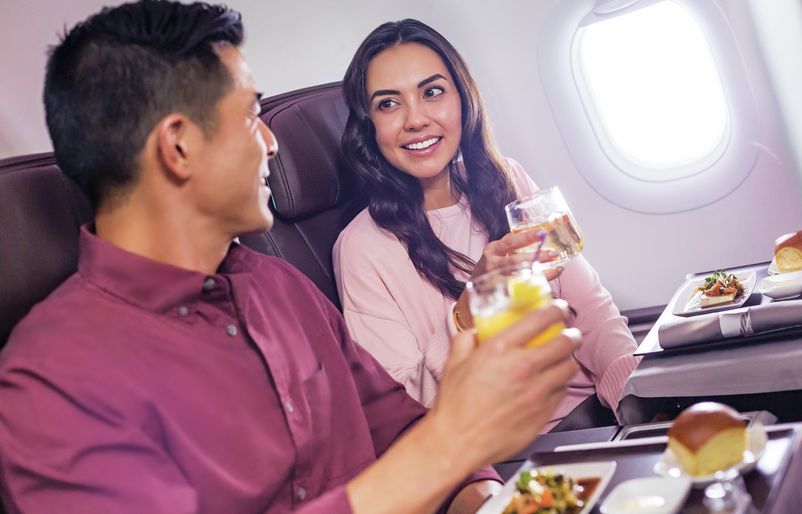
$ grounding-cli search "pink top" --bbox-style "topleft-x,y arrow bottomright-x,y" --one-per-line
333,158 -> 639,430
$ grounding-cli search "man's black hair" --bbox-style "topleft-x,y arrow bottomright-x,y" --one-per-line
44,0 -> 243,209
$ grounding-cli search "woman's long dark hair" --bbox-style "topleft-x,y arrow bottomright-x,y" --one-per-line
342,19 -> 518,300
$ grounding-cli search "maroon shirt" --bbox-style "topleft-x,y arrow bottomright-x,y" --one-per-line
0,228 -> 496,513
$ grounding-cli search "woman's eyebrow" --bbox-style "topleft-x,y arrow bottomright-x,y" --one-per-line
370,74 -> 448,101
417,74 -> 446,88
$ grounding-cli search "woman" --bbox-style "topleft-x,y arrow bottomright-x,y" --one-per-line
333,19 -> 638,430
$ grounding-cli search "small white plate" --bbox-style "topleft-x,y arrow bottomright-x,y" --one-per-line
671,271 -> 756,317
758,270 -> 802,300
653,425 -> 767,487
478,461 -> 616,514
600,476 -> 691,514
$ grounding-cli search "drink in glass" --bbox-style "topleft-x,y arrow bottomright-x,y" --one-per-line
466,262 -> 564,348
505,186 -> 584,268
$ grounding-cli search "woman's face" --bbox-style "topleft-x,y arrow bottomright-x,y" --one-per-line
366,42 -> 462,185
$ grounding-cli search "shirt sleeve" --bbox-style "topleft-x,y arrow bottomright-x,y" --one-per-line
0,363 -> 198,514
333,229 -> 449,407
313,278 -> 501,514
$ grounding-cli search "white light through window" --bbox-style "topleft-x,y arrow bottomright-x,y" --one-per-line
575,0 -> 729,174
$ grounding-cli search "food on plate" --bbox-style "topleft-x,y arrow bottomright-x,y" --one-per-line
692,271 -> 745,308
667,402 -> 747,476
775,230 -> 802,273
502,469 -> 596,514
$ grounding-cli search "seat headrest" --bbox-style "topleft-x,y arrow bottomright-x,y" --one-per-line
0,153 -> 92,345
260,84 -> 351,220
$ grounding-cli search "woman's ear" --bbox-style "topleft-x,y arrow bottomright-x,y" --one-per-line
155,113 -> 195,181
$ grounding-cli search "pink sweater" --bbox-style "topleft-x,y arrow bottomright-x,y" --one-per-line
333,158 -> 639,430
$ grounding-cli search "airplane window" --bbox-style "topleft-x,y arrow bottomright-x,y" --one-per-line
574,0 -> 729,179
538,0 -> 759,213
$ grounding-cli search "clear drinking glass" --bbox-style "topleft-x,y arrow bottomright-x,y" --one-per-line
505,186 -> 584,268
466,261 -> 564,348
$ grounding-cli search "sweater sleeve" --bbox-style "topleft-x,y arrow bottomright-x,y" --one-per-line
553,257 -> 640,415
505,157 -> 640,416
333,222 -> 450,407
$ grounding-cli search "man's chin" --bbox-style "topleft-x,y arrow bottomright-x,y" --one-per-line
237,213 -> 274,237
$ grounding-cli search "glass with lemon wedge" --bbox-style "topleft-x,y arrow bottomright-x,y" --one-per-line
467,261 -> 564,347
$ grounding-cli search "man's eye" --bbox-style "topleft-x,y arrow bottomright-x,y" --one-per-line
424,86 -> 444,98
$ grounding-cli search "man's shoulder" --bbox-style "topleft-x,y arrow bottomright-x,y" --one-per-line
2,273 -> 97,361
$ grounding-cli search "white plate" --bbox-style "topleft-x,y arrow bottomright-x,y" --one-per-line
600,476 -> 691,514
478,461 -> 616,514
653,425 -> 767,487
758,270 -> 802,300
671,271 -> 757,317
768,258 -> 779,275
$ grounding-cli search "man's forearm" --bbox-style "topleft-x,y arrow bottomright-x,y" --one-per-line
346,414 -> 478,514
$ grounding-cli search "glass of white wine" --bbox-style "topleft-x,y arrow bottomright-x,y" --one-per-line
505,186 -> 584,268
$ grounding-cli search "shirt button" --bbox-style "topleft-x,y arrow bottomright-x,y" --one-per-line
178,306 -> 189,317
203,278 -> 216,291
296,487 -> 306,501
226,324 -> 238,336
285,400 -> 294,413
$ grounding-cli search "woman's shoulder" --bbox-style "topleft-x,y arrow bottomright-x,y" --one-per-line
501,156 -> 539,195
334,207 -> 405,262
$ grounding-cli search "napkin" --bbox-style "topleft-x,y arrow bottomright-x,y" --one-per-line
658,299 -> 802,348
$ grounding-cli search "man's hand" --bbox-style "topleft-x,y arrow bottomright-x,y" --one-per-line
453,231 -> 564,330
432,300 -> 580,470
346,301 -> 579,514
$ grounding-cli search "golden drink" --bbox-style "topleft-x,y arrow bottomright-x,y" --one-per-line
510,212 -> 584,266
468,263 -> 565,348
505,187 -> 585,268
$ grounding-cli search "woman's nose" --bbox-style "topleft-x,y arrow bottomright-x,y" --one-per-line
403,101 -> 431,131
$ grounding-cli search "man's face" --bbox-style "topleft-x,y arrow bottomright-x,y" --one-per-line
190,45 -> 277,236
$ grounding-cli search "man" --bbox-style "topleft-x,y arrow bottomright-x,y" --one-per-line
0,2 -> 580,513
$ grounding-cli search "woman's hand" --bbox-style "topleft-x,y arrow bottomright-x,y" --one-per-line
453,231 -> 564,330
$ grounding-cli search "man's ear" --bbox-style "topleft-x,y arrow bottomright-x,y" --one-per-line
155,113 -> 196,181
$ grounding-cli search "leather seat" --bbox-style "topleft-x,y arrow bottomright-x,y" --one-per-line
0,153 -> 92,347
0,83 -> 360,349
240,82 -> 364,309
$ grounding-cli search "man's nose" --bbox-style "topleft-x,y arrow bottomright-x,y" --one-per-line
259,120 -> 279,158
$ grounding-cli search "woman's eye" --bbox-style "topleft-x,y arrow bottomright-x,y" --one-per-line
377,99 -> 397,110
424,86 -> 444,98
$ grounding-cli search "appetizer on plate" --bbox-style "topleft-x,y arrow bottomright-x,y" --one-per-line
502,470 -> 594,514
690,271 -> 745,309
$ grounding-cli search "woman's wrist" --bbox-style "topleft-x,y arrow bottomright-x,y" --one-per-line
453,293 -> 473,331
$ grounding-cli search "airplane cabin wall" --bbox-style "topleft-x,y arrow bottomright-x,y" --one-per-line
1,0 -> 800,311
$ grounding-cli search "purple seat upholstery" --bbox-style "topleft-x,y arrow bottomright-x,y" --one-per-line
0,82 -> 359,348
0,153 -> 92,346
240,82 -> 364,309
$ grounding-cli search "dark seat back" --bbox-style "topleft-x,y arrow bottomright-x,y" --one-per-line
240,82 -> 363,309
0,153 -> 92,347
0,83 -> 358,349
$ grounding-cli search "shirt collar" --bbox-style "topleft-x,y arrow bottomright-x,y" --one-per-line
77,225 -> 258,314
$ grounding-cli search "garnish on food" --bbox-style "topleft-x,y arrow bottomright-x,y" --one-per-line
502,470 -> 584,514
693,271 -> 744,308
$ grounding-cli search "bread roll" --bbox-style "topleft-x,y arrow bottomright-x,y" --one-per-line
667,402 -> 746,476
775,230 -> 802,273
